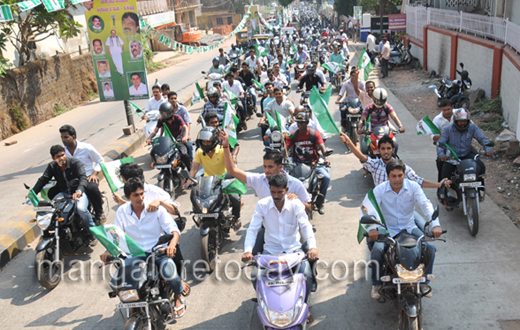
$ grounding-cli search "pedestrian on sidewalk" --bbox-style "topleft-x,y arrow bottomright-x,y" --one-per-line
205,24 -> 209,35
380,37 -> 390,79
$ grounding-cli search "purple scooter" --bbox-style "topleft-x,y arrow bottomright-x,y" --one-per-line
250,252 -> 310,330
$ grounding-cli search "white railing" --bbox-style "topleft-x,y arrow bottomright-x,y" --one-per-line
406,5 -> 520,53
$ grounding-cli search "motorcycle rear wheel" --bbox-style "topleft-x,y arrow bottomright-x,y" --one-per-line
466,195 -> 479,236
388,62 -> 396,71
34,245 -> 64,290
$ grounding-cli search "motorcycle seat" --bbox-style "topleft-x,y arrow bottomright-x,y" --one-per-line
442,77 -> 454,87
396,232 -> 418,248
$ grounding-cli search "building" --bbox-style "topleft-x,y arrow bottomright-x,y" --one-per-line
198,0 -> 241,29
169,0 -> 202,28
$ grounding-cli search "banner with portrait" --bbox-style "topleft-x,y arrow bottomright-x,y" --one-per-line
244,5 -> 261,40
85,0 -> 149,102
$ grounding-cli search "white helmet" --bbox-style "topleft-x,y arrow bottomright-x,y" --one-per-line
373,87 -> 388,109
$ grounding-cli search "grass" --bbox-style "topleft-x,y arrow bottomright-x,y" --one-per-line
146,61 -> 167,73
53,103 -> 76,117
167,53 -> 183,60
479,117 -> 504,132
9,106 -> 29,131
473,97 -> 502,114
86,89 -> 98,100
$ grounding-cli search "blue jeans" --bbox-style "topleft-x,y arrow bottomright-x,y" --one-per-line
247,87 -> 257,107
252,249 -> 313,302
186,140 -> 194,160
116,255 -> 183,295
283,72 -> 291,84
55,192 -> 94,229
315,166 -> 330,206
369,226 -> 436,285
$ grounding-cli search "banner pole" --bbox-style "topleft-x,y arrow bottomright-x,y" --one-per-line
124,100 -> 135,133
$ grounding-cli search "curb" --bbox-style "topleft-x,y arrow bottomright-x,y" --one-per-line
0,129 -> 146,270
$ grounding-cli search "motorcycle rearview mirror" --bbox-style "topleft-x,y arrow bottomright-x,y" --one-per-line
184,211 -> 192,216
460,62 -> 464,69
324,149 -> 333,157
201,71 -> 206,74
24,183 -> 30,190
155,234 -> 173,246
256,113 -> 264,118
385,237 -> 396,246
360,215 -> 381,226
484,141 -> 495,147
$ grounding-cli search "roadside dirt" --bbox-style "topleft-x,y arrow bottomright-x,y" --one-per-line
384,66 -> 520,227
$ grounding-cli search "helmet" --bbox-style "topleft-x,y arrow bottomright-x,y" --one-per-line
339,29 -> 344,33
206,87 -> 219,99
212,57 -> 219,63
295,112 -> 309,123
307,64 -> 316,75
231,43 -> 236,48
196,127 -> 219,154
439,184 -> 461,207
453,108 -> 470,132
373,87 -> 388,109
159,102 -> 174,120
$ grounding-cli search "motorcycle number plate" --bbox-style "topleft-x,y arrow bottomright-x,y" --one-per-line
459,181 -> 482,187
194,213 -> 218,218
116,302 -> 148,310
270,143 -> 282,147
392,277 -> 426,284
266,279 -> 294,287
154,165 -> 171,169
347,114 -> 361,117
34,207 -> 54,212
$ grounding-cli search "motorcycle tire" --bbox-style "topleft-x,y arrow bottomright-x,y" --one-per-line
398,310 -> 420,330
34,245 -> 64,290
437,97 -> 443,107
201,231 -> 218,273
457,97 -> 470,110
388,62 -> 396,71
160,179 -> 175,199
124,313 -> 148,330
466,195 -> 479,236
350,126 -> 359,146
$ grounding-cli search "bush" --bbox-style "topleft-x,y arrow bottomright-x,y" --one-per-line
9,106 -> 29,132
474,97 -> 502,114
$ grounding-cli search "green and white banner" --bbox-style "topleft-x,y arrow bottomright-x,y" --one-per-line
99,157 -> 134,193
357,189 -> 386,243
17,0 -> 41,11
416,115 -> 441,136
222,102 -> 240,148
42,0 -> 64,12
90,224 -> 146,258
322,61 -> 344,74
0,5 -> 13,22
357,48 -> 374,81
191,82 -> 205,106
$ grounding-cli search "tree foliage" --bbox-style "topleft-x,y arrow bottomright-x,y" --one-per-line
359,0 -> 402,15
334,0 -> 356,16
0,0 -> 82,66
279,0 -> 295,7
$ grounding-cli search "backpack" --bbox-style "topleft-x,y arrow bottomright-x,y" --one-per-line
366,103 -> 390,121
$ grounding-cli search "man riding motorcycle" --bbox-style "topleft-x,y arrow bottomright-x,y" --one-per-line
239,62 -> 258,113
206,57 -> 224,77
144,84 -> 167,112
357,87 -> 405,135
335,67 -> 365,130
297,64 -> 325,92
201,87 -> 228,124
327,43 -> 347,82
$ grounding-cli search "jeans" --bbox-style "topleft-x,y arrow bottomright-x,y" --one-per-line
84,180 -> 104,219
228,194 -> 241,220
369,226 -> 436,285
251,249 -> 313,302
186,140 -> 194,160
247,87 -> 257,107
315,166 -> 330,206
54,192 -> 95,230
381,58 -> 389,77
115,255 -> 183,295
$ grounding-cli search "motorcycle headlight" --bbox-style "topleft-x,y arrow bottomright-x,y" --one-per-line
259,289 -> 304,327
463,173 -> 476,181
36,213 -> 52,231
155,154 -> 169,165
396,264 -> 424,283
118,289 -> 139,302
348,107 -> 360,114
271,131 -> 283,143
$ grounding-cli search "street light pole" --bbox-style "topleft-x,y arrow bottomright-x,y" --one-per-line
380,0 -> 383,37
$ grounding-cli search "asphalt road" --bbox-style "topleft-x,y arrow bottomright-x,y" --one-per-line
0,45 -> 220,225
1,46 -> 520,330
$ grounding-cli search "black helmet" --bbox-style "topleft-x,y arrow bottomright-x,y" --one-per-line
231,43 -> 236,48
439,184 -> 461,207
159,102 -> 174,120
196,127 -> 219,154
307,64 -> 316,75
295,112 -> 309,123
453,108 -> 470,132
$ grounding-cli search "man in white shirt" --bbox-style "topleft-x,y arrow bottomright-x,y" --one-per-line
100,178 -> 186,317
97,60 -> 111,78
361,159 -> 443,299
129,72 -> 147,96
433,98 -> 454,181
366,31 -> 377,53
102,82 -> 114,98
262,69 -> 287,90
60,124 -> 106,225
106,30 -> 124,76
335,67 -> 365,129
242,174 -> 318,321
144,85 -> 166,112
264,87 -> 295,119
245,48 -> 262,75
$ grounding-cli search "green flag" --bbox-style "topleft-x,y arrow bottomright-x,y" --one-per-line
220,172 -> 248,195
100,157 -> 135,193
17,0 -> 41,11
321,84 -> 333,104
129,101 -> 143,117
252,78 -> 265,93
0,5 -> 14,22
224,87 -> 238,108
357,48 -> 374,81
274,109 -> 286,133
309,88 -> 340,134
191,82 -> 205,106
222,102 -> 240,148
163,123 -> 175,142
90,225 -> 146,258
27,189 -> 40,206
254,44 -> 268,57
322,61 -> 344,74
265,111 -> 277,128
357,189 -> 387,244
417,116 -> 441,136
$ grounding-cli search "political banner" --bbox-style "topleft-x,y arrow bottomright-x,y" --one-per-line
353,6 -> 363,21
245,5 -> 261,40
85,0 -> 149,102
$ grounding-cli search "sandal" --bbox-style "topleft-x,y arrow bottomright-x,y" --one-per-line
181,281 -> 191,297
174,299 -> 186,319
234,219 -> 242,232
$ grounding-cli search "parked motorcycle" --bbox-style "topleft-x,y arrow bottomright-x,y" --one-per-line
436,140 -> 494,236
340,98 -> 362,145
360,208 -> 446,330
289,149 -> 333,220
186,173 -> 239,272
26,179 -> 98,289
106,234 -> 180,330
244,252 -> 312,329
151,136 -> 190,198
388,43 -> 418,70
360,126 -> 399,159
433,62 -> 472,108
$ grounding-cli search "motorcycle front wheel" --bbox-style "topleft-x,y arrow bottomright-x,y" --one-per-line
124,313 -> 148,330
398,310 -> 420,330
466,195 -> 479,236
34,244 -> 64,290
201,231 -> 218,272
350,126 -> 359,146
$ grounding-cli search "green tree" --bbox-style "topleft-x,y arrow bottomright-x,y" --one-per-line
334,0 -> 356,16
0,1 -> 82,66
279,0 -> 295,7
359,0 -> 402,15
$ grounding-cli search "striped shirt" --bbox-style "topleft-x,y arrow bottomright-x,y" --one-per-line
364,157 -> 424,187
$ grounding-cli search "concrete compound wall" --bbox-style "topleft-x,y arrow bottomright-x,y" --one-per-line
502,49 -> 520,134
427,29 -> 452,78
456,38 -> 494,99
409,38 -> 423,66
0,54 -> 97,140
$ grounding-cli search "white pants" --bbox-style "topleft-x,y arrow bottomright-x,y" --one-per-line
110,51 -> 124,75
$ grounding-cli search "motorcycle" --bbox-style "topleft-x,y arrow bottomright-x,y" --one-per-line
26,179 -> 102,289
289,149 -> 333,220
185,173 -> 239,272
294,59 -> 307,80
432,62 -> 472,108
244,252 -> 312,329
329,66 -> 346,91
136,109 -> 160,137
360,126 -> 399,159
106,234 -> 181,330
151,136 -> 190,198
388,43 -> 418,70
243,83 -> 257,118
319,48 -> 330,66
436,140 -> 494,236
310,45 -> 319,63
340,98 -> 362,145
360,208 -> 446,330
202,65 -> 230,91
229,53 -> 240,69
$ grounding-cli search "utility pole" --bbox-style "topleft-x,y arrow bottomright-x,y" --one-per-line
380,0 -> 384,37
